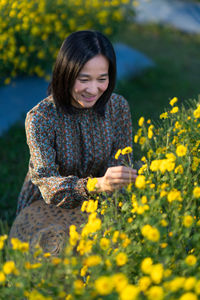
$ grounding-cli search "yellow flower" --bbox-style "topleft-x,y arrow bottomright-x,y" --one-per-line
169,277 -> 185,292
183,215 -> 193,227
184,277 -> 196,291
139,137 -> 146,145
147,286 -> 164,300
141,224 -> 152,237
167,189 -> 182,202
148,125 -> 154,139
83,255 -> 102,267
100,237 -> 110,250
122,146 -> 133,155
25,262 -> 42,269
120,284 -> 139,300
135,175 -> 146,189
176,144 -> 187,157
138,116 -> 145,127
160,219 -> 168,227
11,238 -> 29,252
95,276 -> 113,295
147,227 -> 160,242
138,276 -> 151,292
170,106 -> 179,114
193,186 -> 200,198
185,255 -> 197,266
170,97 -> 178,106
175,165 -> 184,174
160,112 -> 168,119
69,225 -> 80,246
115,149 -> 122,159
3,261 -> 18,275
87,177 -> 98,192
112,273 -> 128,292
195,280 -> 200,294
116,252 -> 128,266
150,263 -> 163,284
141,257 -> 153,274
180,293 -> 197,300
0,271 -> 6,283
193,104 -> 200,118
150,160 -> 161,172
74,279 -> 84,295
86,199 -> 98,213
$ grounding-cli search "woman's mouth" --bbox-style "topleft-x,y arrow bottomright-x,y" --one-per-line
82,95 -> 97,102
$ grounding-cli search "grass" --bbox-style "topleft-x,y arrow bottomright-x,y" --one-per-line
1,22 -> 200,228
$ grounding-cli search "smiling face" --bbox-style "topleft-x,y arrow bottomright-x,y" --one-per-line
70,54 -> 109,109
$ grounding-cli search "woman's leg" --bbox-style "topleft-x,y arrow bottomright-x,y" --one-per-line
9,200 -> 86,255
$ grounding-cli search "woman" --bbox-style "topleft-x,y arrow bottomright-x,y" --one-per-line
9,30 -> 137,255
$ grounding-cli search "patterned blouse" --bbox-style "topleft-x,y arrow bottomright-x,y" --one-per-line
17,93 -> 133,214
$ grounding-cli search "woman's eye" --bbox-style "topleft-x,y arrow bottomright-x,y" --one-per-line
98,78 -> 107,82
79,79 -> 88,82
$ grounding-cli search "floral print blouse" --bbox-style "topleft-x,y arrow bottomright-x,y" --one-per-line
17,93 -> 133,214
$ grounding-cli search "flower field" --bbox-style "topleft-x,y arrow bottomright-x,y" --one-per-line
0,97 -> 200,299
0,0 -> 135,86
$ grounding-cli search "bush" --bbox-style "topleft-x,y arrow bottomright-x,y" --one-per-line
0,97 -> 200,299
0,0 -> 134,85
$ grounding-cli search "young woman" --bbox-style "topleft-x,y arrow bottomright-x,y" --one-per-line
9,30 -> 137,255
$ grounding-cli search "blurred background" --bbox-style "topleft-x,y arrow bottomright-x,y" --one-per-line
0,0 -> 200,228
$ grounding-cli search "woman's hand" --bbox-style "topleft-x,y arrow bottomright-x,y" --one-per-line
96,166 -> 137,193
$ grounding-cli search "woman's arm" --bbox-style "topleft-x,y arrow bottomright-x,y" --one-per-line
25,108 -> 89,209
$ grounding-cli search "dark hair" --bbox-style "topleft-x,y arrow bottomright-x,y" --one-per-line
48,30 -> 116,116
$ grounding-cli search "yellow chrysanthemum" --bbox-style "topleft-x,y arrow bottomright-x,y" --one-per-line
185,255 -> 197,266
169,96 -> 178,106
115,149 -> 122,159
183,215 -> 193,227
193,186 -> 200,198
116,252 -> 128,266
87,177 -> 98,192
176,145 -> 187,157
95,276 -> 113,295
135,175 -> 146,189
120,284 -> 139,300
138,116 -> 144,127
121,146 -> 133,155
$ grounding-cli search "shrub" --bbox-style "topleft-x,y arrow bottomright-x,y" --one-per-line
0,0 -> 135,85
0,97 -> 200,299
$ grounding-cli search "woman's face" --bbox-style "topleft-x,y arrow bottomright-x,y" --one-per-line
71,54 -> 109,109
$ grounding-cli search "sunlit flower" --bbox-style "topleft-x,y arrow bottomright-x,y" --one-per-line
185,255 -> 197,266
121,146 -> 133,155
193,186 -> 200,198
147,286 -> 164,300
160,112 -> 168,119
138,117 -> 145,127
95,276 -> 113,295
135,175 -> 146,189
116,252 -> 128,266
180,293 -> 197,300
176,144 -> 187,156
141,257 -> 153,274
170,106 -> 179,114
115,149 -> 122,159
183,215 -> 193,227
170,97 -> 178,106
120,284 -> 139,300
112,273 -> 128,292
87,177 -> 98,192
138,276 -> 151,292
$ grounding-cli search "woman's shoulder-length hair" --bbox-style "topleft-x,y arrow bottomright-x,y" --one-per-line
48,30 -> 116,116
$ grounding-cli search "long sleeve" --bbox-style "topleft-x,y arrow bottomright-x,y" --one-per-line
25,109 -> 89,209
106,95 -> 133,168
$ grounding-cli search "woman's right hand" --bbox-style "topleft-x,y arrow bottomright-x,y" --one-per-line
96,166 -> 137,193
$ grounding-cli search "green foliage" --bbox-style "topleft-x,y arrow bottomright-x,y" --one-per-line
0,98 -> 200,299
0,0 -> 134,85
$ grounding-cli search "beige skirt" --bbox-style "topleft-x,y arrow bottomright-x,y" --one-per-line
9,200 -> 87,255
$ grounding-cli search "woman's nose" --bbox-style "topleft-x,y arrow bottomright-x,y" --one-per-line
86,82 -> 99,94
